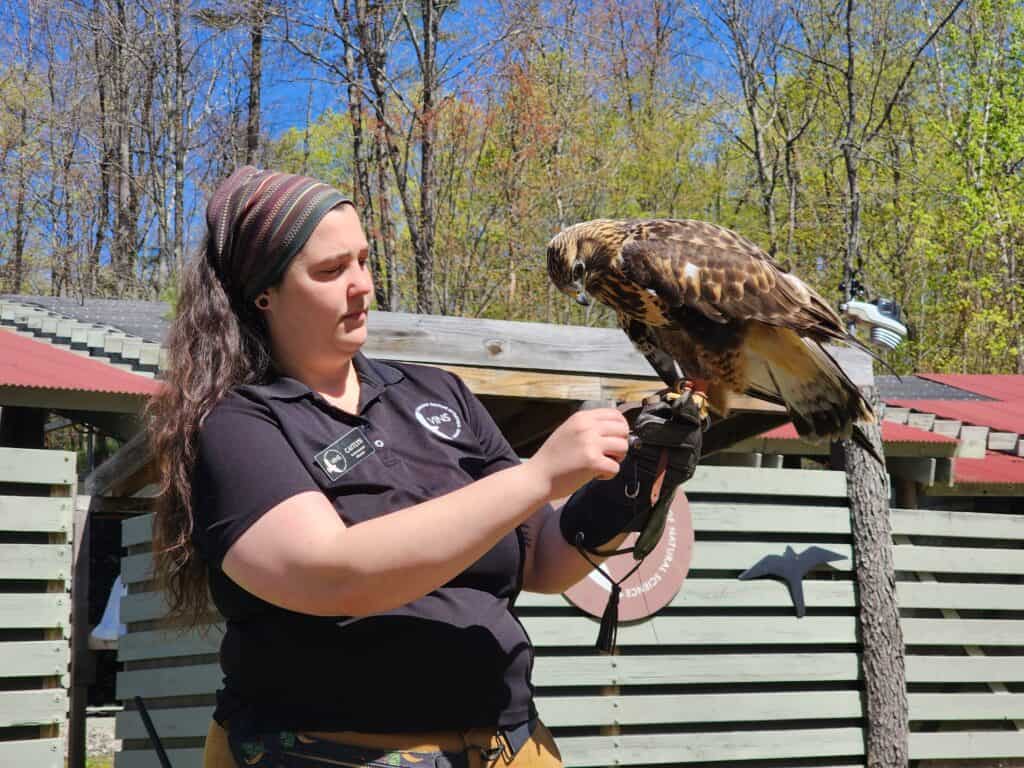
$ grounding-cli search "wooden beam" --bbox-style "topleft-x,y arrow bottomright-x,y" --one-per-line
84,431 -> 152,496
0,386 -> 146,415
442,364 -> 787,413
364,311 -> 873,383
68,497 -> 92,768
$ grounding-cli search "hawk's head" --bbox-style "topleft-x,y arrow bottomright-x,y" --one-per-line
546,219 -> 627,307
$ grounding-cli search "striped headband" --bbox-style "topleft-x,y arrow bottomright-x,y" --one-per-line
205,166 -> 353,303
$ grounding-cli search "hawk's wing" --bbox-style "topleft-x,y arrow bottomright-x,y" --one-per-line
619,220 -> 847,341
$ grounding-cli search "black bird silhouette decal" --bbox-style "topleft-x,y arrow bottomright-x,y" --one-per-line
738,545 -> 846,617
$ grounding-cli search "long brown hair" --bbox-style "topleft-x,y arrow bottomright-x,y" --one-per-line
146,243 -> 275,626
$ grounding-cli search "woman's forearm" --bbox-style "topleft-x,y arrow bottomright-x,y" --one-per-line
523,506 -> 628,594
300,462 -> 552,616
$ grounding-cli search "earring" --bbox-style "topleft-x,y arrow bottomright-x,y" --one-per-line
255,295 -> 270,310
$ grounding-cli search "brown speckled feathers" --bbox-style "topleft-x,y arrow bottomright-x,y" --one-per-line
547,218 -> 874,442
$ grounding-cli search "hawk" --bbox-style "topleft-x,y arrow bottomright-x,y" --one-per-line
547,218 -> 876,451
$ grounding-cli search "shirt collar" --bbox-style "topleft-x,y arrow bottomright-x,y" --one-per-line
254,352 -> 404,403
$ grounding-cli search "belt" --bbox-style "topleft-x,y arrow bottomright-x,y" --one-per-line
300,716 -> 539,764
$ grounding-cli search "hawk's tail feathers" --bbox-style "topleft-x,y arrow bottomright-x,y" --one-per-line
747,326 -> 874,444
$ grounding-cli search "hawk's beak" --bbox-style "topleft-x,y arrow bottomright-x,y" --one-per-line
575,291 -> 590,307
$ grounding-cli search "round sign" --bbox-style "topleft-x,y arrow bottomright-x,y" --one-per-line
563,491 -> 694,621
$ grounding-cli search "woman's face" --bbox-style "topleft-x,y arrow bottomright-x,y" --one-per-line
262,204 -> 373,368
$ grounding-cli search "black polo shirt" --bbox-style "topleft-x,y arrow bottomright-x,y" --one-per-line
191,353 -> 540,733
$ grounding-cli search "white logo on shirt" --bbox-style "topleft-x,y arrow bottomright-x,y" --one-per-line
414,402 -> 462,440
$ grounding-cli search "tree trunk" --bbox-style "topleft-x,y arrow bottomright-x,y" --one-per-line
415,0 -> 438,314
835,387 -> 909,767
12,153 -> 26,293
91,5 -> 110,296
373,131 -> 398,310
246,0 -> 265,165
172,0 -> 186,279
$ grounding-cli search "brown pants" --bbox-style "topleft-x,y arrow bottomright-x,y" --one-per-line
203,718 -> 563,768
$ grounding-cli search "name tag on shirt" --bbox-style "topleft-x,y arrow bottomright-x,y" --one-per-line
313,427 -> 375,480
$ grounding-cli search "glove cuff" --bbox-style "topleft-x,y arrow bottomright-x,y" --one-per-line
558,454 -> 658,549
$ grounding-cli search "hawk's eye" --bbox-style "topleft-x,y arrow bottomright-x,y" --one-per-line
571,261 -> 585,282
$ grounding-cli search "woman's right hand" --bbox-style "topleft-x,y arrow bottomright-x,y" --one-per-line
525,408 -> 630,500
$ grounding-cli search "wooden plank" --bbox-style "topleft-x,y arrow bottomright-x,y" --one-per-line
364,311 -> 873,384
903,618 -> 1024,646
906,655 -> 1024,683
894,544 -> 1024,575
0,593 -> 70,629
890,507 -> 1024,540
0,738 -> 64,768
897,582 -> 1024,611
0,641 -> 69,678
988,431 -> 1019,451
909,731 -> 1024,760
957,426 -> 990,458
117,664 -> 221,700
692,502 -> 852,534
537,691 -> 863,727
687,542 -> 853,571
523,615 -> 858,647
122,513 -> 155,547
931,419 -> 962,437
685,466 -> 848,497
534,652 -> 861,687
556,728 -> 866,766
0,689 -> 67,727
115,748 -> 204,768
525,580 -> 856,609
910,693 -> 1024,720
0,447 -> 75,485
116,706 -> 213,741
0,543 -> 70,580
438,365 -> 663,404
906,413 -> 936,431
364,311 -> 651,376
119,627 -> 221,661
0,496 -> 73,533
884,407 -> 910,424
121,552 -> 152,584
120,591 -> 168,622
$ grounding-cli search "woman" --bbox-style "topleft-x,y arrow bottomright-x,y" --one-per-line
148,166 -> 700,768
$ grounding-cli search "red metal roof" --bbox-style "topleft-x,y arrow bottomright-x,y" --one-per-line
953,451 -> 1024,486
760,420 -> 957,444
886,398 -> 1024,436
916,373 -> 1024,401
0,328 -> 161,396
